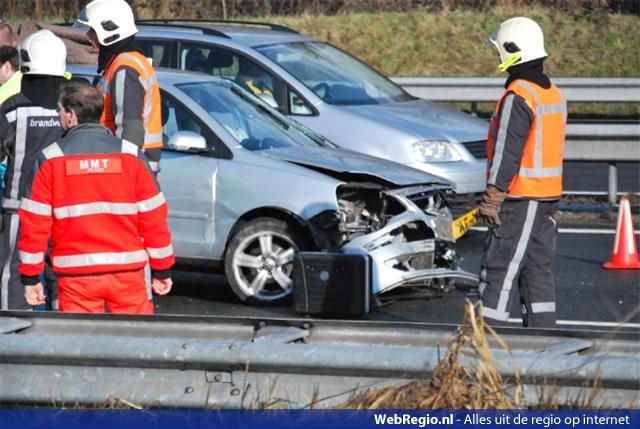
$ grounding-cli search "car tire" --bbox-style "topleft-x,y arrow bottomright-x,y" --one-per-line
224,217 -> 309,303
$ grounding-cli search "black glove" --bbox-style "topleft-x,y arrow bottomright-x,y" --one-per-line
478,185 -> 507,228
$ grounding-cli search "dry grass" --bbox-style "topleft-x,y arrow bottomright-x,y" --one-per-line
337,300 -> 635,410
340,301 -> 522,409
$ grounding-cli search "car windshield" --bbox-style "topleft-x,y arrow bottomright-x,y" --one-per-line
257,41 -> 413,106
176,81 -> 333,151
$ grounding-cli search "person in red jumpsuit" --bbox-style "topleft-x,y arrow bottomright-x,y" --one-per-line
19,81 -> 174,313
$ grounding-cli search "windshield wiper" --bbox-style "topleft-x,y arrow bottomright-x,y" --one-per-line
288,119 -> 335,148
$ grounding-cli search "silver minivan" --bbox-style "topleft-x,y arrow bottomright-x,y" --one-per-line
125,21 -> 488,201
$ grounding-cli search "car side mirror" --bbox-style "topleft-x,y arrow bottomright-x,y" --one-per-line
257,93 -> 279,109
167,131 -> 208,152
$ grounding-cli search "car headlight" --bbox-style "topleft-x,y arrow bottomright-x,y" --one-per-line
411,140 -> 462,163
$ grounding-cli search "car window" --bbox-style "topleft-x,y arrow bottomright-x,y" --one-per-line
289,90 -> 314,115
176,81 -> 327,151
136,39 -> 171,68
161,92 -> 202,144
178,43 -> 277,97
257,41 -> 414,106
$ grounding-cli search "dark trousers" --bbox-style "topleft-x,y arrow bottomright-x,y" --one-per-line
479,199 -> 558,328
0,211 -> 57,310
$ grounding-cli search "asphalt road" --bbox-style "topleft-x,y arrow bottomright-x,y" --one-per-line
156,227 -> 640,328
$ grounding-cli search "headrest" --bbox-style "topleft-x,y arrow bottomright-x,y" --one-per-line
209,49 -> 233,69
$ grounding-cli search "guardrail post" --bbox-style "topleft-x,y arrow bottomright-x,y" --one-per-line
470,101 -> 478,116
608,162 -> 618,205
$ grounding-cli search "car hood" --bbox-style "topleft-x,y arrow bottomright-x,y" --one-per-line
340,98 -> 488,142
262,146 -> 450,188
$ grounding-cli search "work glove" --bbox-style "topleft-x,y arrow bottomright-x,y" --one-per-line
478,185 -> 507,228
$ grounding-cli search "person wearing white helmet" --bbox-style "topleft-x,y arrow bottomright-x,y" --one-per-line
77,0 -> 163,173
477,17 -> 567,328
0,29 -> 69,310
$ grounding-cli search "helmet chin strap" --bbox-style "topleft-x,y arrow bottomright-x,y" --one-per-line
498,53 -> 522,73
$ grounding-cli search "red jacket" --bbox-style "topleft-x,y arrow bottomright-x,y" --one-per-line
18,123 -> 174,281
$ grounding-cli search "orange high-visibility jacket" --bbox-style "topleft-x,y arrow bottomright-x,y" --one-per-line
98,51 -> 163,154
487,79 -> 567,198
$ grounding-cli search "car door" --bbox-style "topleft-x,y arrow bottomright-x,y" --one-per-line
159,91 -> 220,259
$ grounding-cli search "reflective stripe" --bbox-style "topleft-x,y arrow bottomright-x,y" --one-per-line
19,250 -> 44,265
482,306 -> 510,321
496,200 -> 538,314
121,139 -> 139,155
11,107 -> 58,202
539,104 -> 566,115
515,80 -> 544,170
42,142 -> 64,160
519,166 -> 563,177
531,302 -> 556,313
54,201 -> 138,219
53,250 -> 148,268
20,198 -> 52,216
137,193 -> 166,212
143,74 -> 158,89
488,94 -> 514,186
2,198 -> 20,210
114,69 -> 126,138
98,76 -> 110,94
6,110 -> 16,123
146,244 -> 173,259
1,214 -> 19,309
144,132 -> 163,144
121,53 -> 147,72
148,161 -> 160,172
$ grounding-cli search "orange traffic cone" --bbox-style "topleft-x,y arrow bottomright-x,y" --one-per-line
603,196 -> 640,269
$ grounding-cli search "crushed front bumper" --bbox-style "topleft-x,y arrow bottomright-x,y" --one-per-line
340,189 -> 479,295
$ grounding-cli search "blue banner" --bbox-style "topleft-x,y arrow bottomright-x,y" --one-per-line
0,409 -> 638,429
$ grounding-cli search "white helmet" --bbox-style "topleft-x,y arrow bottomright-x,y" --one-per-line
489,17 -> 547,72
77,0 -> 138,46
19,29 -> 67,77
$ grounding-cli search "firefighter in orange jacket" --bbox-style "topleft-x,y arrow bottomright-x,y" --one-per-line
19,81 -> 174,314
78,0 -> 162,174
477,17 -> 566,328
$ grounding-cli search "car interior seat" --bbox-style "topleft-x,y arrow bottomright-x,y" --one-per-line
208,49 -> 235,78
185,49 -> 210,73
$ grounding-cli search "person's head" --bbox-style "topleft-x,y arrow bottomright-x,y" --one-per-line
18,29 -> 67,77
0,23 -> 16,47
57,81 -> 104,130
77,0 -> 137,49
0,45 -> 18,85
488,17 -> 547,73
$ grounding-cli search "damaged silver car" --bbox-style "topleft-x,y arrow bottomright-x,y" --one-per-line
71,66 -> 478,303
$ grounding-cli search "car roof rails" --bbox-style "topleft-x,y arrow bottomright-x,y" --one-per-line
136,19 -> 299,35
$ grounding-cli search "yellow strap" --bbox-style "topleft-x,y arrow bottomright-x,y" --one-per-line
451,208 -> 479,239
245,80 -> 272,96
497,53 -> 522,73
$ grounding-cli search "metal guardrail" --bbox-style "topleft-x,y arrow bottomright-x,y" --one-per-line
391,77 -> 640,103
1,312 -> 638,408
392,77 -> 640,204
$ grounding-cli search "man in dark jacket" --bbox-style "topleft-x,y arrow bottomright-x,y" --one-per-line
0,29 -> 68,310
